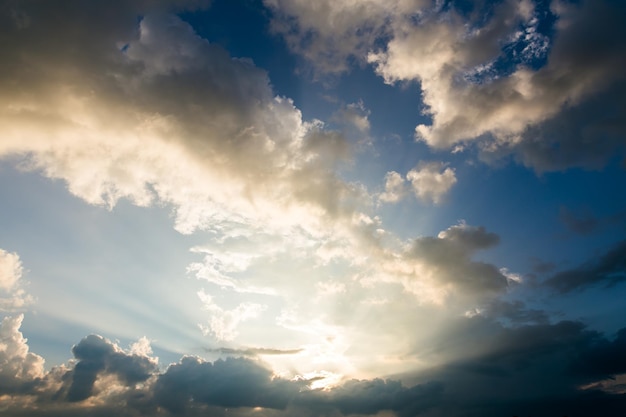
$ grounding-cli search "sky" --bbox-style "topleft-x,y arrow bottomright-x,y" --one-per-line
0,0 -> 626,416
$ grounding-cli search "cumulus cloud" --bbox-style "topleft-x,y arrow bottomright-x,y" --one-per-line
0,249 -> 33,312
0,250 -> 21,291
406,162 -> 457,204
0,314 -> 45,394
378,171 -> 407,204
267,0 -> 626,171
63,334 -> 159,402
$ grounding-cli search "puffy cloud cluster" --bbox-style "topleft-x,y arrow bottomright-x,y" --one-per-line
0,314 -> 45,394
379,161 -> 456,204
406,162 -> 457,204
266,0 -> 626,171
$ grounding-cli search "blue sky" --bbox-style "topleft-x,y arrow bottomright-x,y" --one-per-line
1,0 -> 626,416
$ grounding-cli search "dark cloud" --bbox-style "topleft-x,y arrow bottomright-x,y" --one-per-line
65,335 -> 158,402
153,356 -> 300,413
511,80 -> 626,172
2,324 -> 626,416
545,240 -> 626,293
404,316 -> 626,417
573,328 -> 626,379
301,378 -> 443,417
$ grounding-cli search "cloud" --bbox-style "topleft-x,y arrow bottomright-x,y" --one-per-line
545,240 -> 626,293
406,162 -> 457,204
299,378 -> 443,417
153,356 -> 299,413
262,0 -> 412,74
267,0 -> 626,171
62,334 -> 158,402
378,171 -> 407,204
0,2 -> 364,241
402,222 -> 506,297
0,250 -> 22,291
368,222 -> 508,308
4,316 -> 626,416
197,290 -> 267,342
206,347 -> 304,357
0,314 -> 45,394
0,249 -> 33,312
333,101 -> 371,134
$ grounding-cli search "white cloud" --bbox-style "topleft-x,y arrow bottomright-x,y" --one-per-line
406,162 -> 456,204
0,250 -> 33,312
0,250 -> 21,291
0,314 -> 45,385
379,171 -> 407,204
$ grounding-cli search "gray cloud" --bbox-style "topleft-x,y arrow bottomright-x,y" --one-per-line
206,347 -> 304,356
407,222 -> 507,295
153,356 -> 299,413
64,334 -> 158,402
545,240 -> 626,293
300,378 -> 443,417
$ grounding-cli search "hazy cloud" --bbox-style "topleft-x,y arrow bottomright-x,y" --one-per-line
197,290 -> 266,342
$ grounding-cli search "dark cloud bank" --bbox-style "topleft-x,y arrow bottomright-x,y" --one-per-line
1,318 -> 625,417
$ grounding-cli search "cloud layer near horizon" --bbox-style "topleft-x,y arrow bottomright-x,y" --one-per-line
1,310 -> 626,417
